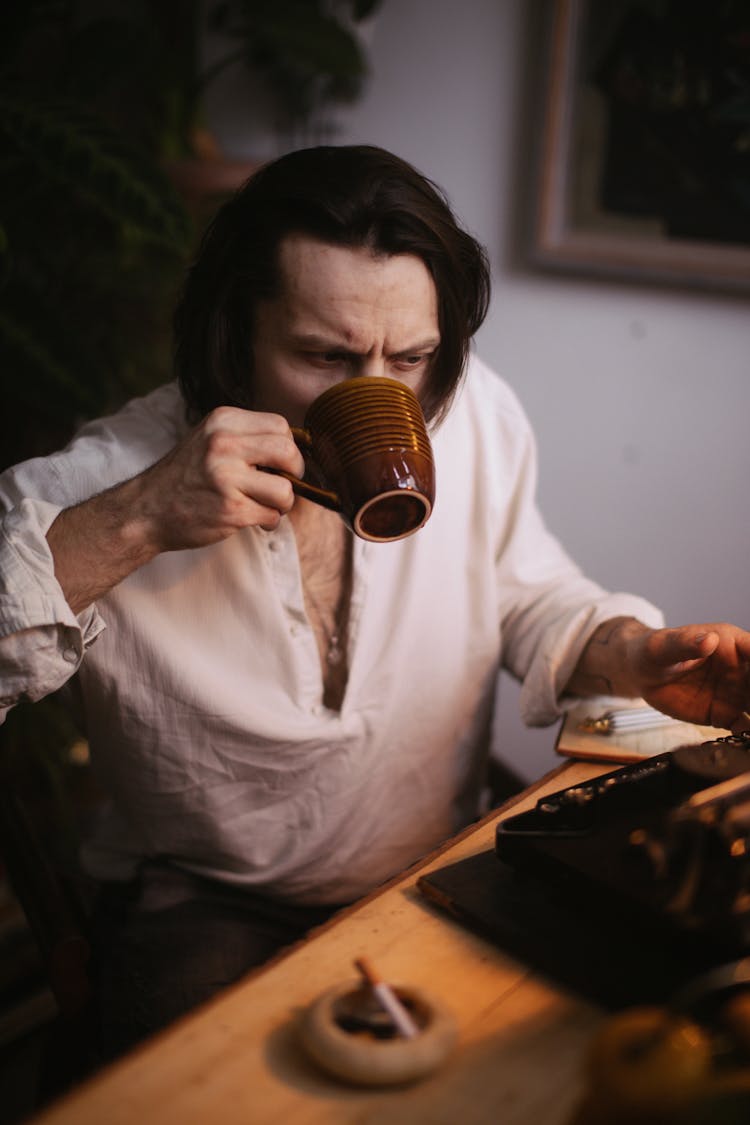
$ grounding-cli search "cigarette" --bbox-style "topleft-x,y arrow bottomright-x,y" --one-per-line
354,957 -> 419,1039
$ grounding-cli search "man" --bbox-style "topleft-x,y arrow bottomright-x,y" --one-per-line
1,145 -> 749,1056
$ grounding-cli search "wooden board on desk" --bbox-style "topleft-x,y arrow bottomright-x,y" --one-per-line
555,698 -> 729,764
417,846 -> 721,1013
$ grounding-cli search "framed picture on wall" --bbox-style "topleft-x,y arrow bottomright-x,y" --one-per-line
532,0 -> 750,294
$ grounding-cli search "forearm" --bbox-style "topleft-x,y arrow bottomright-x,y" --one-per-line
565,616 -> 651,699
46,474 -> 160,614
44,406 -> 309,615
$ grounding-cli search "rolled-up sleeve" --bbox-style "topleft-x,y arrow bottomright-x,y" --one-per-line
0,498 -> 105,717
495,409 -> 663,726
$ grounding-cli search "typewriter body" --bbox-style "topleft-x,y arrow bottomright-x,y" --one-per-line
495,732 -> 750,955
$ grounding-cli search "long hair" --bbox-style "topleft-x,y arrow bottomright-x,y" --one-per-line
174,145 -> 490,425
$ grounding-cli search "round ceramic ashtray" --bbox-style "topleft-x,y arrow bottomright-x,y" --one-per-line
298,979 -> 458,1086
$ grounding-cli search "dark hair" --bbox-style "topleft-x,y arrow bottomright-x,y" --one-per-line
174,145 -> 490,425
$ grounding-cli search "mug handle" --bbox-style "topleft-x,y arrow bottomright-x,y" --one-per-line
260,427 -> 342,513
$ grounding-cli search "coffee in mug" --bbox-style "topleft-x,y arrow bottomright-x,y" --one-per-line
272,376 -> 435,543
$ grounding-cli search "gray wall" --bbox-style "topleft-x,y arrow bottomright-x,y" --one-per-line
205,0 -> 750,782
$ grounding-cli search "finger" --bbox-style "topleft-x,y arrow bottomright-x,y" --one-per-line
731,713 -> 750,735
646,627 -> 719,675
206,430 -> 305,480
674,623 -> 750,665
202,406 -> 292,437
200,409 -> 304,476
244,433 -> 305,479
217,483 -> 293,533
670,630 -> 720,674
244,468 -> 296,514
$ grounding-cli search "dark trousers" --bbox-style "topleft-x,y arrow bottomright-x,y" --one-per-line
88,860 -> 343,1063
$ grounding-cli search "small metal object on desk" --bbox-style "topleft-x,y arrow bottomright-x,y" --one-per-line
579,706 -> 675,735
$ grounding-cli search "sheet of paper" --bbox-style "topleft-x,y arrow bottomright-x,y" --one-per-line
555,697 -> 731,764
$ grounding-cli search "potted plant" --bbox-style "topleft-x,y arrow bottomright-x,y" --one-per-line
0,0 -> 383,943
205,0 -> 383,146
0,0 -> 383,471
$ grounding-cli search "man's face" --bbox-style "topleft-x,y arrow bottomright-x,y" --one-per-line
251,234 -> 440,427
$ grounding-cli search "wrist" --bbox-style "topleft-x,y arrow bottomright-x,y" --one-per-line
567,616 -> 651,699
113,472 -> 166,558
47,476 -> 162,613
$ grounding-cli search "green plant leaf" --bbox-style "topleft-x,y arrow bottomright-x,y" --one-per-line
0,306 -> 100,416
0,89 -> 192,253
207,0 -> 373,123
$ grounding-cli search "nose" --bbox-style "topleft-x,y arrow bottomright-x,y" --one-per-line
355,355 -> 387,380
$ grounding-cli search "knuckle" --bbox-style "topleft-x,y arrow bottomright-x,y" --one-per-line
207,464 -> 236,500
207,405 -> 237,428
205,429 -> 235,460
266,433 -> 303,474
226,496 -> 250,524
268,412 -> 292,435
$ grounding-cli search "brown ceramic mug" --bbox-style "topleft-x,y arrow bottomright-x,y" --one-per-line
276,376 -> 435,543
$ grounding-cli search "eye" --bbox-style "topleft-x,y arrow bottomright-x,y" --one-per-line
393,352 -> 432,371
306,351 -> 347,367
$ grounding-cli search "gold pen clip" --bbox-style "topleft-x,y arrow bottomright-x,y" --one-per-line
578,716 -> 614,734
577,706 -> 674,736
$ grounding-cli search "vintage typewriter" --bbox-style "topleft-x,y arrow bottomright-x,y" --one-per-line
495,731 -> 750,956
418,732 -> 750,1006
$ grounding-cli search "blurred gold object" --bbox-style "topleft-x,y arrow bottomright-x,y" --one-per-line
568,999 -> 750,1124
578,706 -> 674,735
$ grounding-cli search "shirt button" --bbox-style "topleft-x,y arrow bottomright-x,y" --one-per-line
63,646 -> 78,663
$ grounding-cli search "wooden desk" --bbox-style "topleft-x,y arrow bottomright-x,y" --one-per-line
34,760 -> 610,1125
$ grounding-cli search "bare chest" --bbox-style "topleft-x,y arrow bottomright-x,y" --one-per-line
289,502 -> 353,710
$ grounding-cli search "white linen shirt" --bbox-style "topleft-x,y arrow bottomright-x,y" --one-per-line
0,355 -> 662,903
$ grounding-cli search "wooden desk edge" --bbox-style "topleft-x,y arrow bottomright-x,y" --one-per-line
31,759 -> 610,1123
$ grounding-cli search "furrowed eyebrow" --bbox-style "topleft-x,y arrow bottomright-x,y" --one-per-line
288,333 -> 441,361
394,338 -> 440,356
290,334 -> 440,353
289,333 -> 350,350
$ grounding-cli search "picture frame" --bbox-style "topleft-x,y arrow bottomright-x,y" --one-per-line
532,0 -> 750,294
